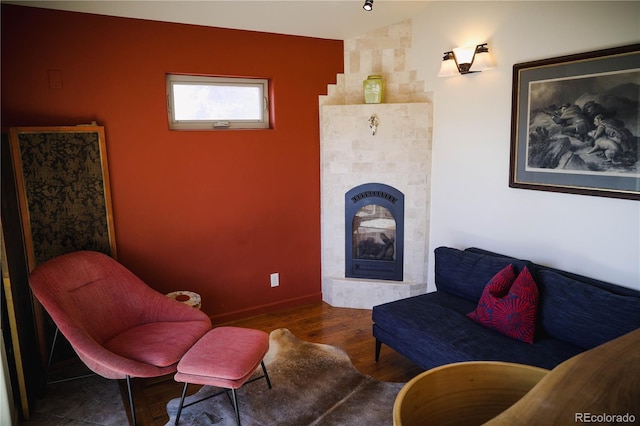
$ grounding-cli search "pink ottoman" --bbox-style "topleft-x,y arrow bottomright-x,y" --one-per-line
173,327 -> 271,425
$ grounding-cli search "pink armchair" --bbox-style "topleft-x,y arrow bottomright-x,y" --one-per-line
29,250 -> 212,425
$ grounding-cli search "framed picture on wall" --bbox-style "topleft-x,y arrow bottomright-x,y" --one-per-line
509,44 -> 640,200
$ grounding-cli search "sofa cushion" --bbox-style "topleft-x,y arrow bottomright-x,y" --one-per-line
434,246 -> 531,303
536,269 -> 640,349
468,266 -> 539,343
373,291 -> 582,370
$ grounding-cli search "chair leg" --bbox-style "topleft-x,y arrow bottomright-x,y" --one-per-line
261,361 -> 272,389
375,339 -> 382,362
126,375 -> 137,426
230,388 -> 241,426
175,383 -> 189,425
44,327 -> 95,385
45,327 -> 60,382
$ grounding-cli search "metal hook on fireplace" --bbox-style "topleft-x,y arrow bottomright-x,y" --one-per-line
369,114 -> 379,136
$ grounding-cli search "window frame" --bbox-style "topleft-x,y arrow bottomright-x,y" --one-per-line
166,74 -> 270,130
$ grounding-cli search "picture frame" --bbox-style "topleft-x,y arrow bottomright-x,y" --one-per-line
509,44 -> 640,200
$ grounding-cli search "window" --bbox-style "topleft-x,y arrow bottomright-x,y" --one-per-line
166,74 -> 270,130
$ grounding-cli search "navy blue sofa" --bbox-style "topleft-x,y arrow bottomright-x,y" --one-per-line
373,246 -> 640,371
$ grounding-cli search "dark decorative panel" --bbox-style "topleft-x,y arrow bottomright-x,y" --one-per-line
9,126 -> 117,270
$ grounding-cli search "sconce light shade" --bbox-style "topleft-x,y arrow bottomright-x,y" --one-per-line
438,43 -> 496,76
452,46 -> 476,73
437,52 -> 460,77
469,43 -> 496,72
363,0 -> 373,11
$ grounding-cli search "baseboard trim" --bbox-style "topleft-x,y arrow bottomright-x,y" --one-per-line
209,293 -> 323,324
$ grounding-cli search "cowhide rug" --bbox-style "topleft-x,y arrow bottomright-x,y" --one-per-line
165,328 -> 404,425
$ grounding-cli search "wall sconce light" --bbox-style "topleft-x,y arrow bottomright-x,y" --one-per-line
363,0 -> 374,11
437,43 -> 496,77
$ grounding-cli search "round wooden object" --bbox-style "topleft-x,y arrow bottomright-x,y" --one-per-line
393,361 -> 548,426
166,291 -> 202,309
487,329 -> 640,425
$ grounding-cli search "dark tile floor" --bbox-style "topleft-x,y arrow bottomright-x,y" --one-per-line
22,363 -> 129,426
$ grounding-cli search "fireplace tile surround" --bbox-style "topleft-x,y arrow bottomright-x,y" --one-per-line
320,102 -> 432,309
319,20 -> 433,309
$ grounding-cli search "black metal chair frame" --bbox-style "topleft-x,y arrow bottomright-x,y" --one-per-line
174,361 -> 272,426
44,326 -> 139,425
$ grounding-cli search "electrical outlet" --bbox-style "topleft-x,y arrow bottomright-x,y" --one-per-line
270,273 -> 279,287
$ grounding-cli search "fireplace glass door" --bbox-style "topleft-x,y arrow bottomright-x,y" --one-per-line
353,205 -> 396,261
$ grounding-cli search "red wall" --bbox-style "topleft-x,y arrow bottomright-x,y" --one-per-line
1,5 -> 344,321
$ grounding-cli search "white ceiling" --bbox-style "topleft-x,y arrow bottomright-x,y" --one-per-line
4,0 -> 431,40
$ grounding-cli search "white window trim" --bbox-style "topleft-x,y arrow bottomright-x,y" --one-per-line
166,74 -> 270,130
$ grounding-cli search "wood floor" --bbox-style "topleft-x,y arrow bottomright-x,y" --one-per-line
123,301 -> 423,425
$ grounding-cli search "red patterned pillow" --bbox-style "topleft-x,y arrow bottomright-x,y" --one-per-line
467,266 -> 539,343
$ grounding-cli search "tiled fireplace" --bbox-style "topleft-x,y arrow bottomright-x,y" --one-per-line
320,103 -> 432,308
319,20 -> 433,309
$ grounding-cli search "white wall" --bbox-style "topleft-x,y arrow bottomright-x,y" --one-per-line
411,1 -> 640,291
